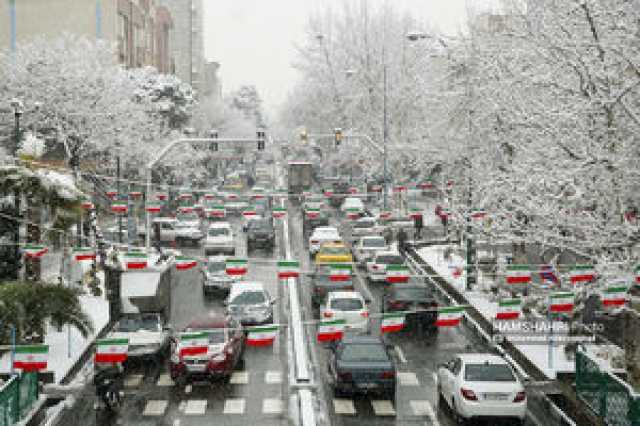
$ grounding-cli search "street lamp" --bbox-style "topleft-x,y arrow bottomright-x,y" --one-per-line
10,98 -> 23,156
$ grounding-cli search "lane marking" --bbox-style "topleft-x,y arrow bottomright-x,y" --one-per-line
184,399 -> 207,415
333,398 -> 356,415
262,398 -> 283,414
265,370 -> 282,384
397,371 -> 420,386
184,384 -> 192,394
156,373 -> 173,387
230,371 -> 249,385
172,420 -> 181,426
395,345 -> 408,363
178,401 -> 186,412
124,374 -> 143,388
143,400 -> 168,416
223,398 -> 246,414
371,399 -> 396,416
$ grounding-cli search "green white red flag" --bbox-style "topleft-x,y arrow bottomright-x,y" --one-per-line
242,207 -> 257,218
73,247 -> 96,261
495,298 -> 522,320
570,265 -> 596,284
179,193 -> 193,200
278,260 -> 300,279
408,208 -> 422,220
226,259 -> 248,276
379,211 -> 392,220
81,200 -> 94,209
106,189 -> 118,199
306,208 -> 320,219
635,266 -> 640,284
436,306 -> 464,327
601,284 -> 628,307
418,181 -> 434,189
386,264 -> 410,283
345,208 -> 360,219
550,292 -> 575,313
145,201 -> 162,213
203,194 -> 216,200
209,205 -> 226,218
323,189 -> 333,197
23,244 -> 48,258
505,265 -> 531,284
129,190 -> 143,198
124,252 -> 147,270
317,319 -> 346,342
178,332 -> 209,357
329,263 -> 352,281
111,200 -> 128,214
178,206 -> 194,213
272,207 -> 287,219
94,338 -> 128,363
175,256 -> 197,271
381,313 -> 405,333
155,192 -> 168,201
246,325 -> 278,346
13,345 -> 48,371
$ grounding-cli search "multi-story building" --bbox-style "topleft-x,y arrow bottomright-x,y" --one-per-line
0,0 -> 174,73
203,60 -> 222,101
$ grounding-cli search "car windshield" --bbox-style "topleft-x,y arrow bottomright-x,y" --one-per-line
207,262 -> 225,273
208,228 -> 229,237
362,238 -> 385,248
376,255 -> 403,264
183,328 -> 226,344
231,291 -> 266,305
340,343 -> 389,362
330,298 -> 363,311
393,287 -> 429,300
464,364 -> 516,382
354,221 -> 374,229
248,220 -> 272,231
320,246 -> 348,255
177,212 -> 198,221
116,314 -> 160,332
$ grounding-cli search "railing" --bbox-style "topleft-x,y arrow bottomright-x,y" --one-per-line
0,372 -> 39,426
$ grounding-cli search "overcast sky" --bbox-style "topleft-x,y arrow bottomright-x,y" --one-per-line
203,0 -> 496,110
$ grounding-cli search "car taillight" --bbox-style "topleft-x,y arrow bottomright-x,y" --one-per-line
372,264 -> 379,270
361,311 -> 369,318
460,388 -> 478,401
323,311 -> 334,318
380,371 -> 395,379
513,391 -> 526,402
390,301 -> 407,309
311,240 -> 319,244
337,372 -> 352,380
430,301 -> 439,308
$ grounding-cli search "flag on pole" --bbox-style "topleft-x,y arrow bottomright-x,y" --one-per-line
111,200 -> 128,214
272,207 -> 287,219
381,313 -> 405,333
418,181 -> 434,189
210,205 -> 226,218
317,319 -> 346,342
94,338 -> 128,363
306,208 -> 320,219
226,259 -> 248,276
323,189 -> 333,197
495,298 -> 522,320
81,200 -> 94,210
635,266 -> 640,284
124,252 -> 147,270
178,332 -> 209,357
505,265 -> 531,284
13,345 -> 48,371
329,263 -> 352,281
175,256 -> 197,270
602,284 -> 628,307
550,292 -> 575,313
408,208 -> 422,220
379,211 -> 392,220
436,306 -> 465,327
386,265 -> 410,283
570,265 -> 596,284
23,244 -> 48,258
145,201 -> 162,213
278,260 -> 300,279
242,207 -> 257,218
246,325 -> 278,346
345,208 -> 360,219
106,189 -> 118,199
73,247 -> 96,261
204,194 -> 216,200
179,193 -> 193,200
178,206 -> 194,213
155,192 -> 168,201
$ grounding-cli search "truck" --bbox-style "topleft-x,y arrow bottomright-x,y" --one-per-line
288,161 -> 313,201
106,253 -> 173,363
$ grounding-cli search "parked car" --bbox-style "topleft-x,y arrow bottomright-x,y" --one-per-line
203,222 -> 235,256
328,335 -> 396,399
383,280 -> 438,333
353,236 -> 389,266
246,218 -> 275,250
311,264 -> 355,308
437,354 -> 527,425
366,250 -> 404,283
315,242 -> 353,265
225,282 -> 275,326
308,226 -> 341,255
168,315 -> 245,384
320,291 -> 369,333
202,256 -> 236,297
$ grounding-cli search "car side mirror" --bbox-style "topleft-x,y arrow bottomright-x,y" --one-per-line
163,324 -> 173,332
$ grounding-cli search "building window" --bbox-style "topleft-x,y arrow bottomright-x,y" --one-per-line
117,13 -> 129,65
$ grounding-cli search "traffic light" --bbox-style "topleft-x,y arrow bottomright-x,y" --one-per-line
334,128 -> 343,147
212,142 -> 218,152
300,130 -> 308,143
257,129 -> 266,150
209,129 -> 218,152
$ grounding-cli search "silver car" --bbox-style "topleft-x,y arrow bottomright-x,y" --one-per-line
202,256 -> 236,296
225,282 -> 275,326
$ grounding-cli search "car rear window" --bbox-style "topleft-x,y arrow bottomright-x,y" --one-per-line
321,246 -> 349,255
330,298 -> 363,311
464,364 -> 516,382
354,221 -> 374,229
393,287 -> 430,299
376,255 -> 403,264
363,238 -> 385,248
209,228 -> 229,236
340,343 -> 389,362
231,291 -> 266,305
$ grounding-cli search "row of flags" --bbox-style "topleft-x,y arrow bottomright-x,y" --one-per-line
507,264 -> 598,285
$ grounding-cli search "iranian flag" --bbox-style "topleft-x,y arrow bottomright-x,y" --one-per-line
226,259 -> 248,276
111,200 -> 128,214
436,306 -> 465,327
393,185 -> 407,193
13,345 -> 48,371
381,313 -> 405,333
317,319 -> 346,342
348,187 -> 358,194
379,211 -> 392,220
570,265 -> 596,284
210,205 -> 226,218
179,332 -> 209,357
386,265 -> 410,284
145,201 -> 162,213
495,298 -> 522,320
246,325 -> 278,346
226,193 -> 238,200
178,206 -> 194,213
636,266 -> 640,284
179,193 -> 193,200
252,193 -> 265,200
345,208 -> 360,219
272,207 -> 287,219
94,338 -> 128,363
550,292 -> 575,313
175,256 -> 197,271
323,189 -> 333,197
242,207 -> 257,218
129,190 -> 143,198
505,265 -> 531,284
23,244 -> 48,258
73,247 -> 96,261
418,181 -> 434,189
124,252 -> 147,270
602,285 -> 628,307
155,192 -> 168,201
81,200 -> 94,210
204,193 -> 216,200
371,185 -> 382,192
106,189 -> 118,199
278,260 -> 300,279
329,263 -> 352,281
408,208 -> 423,220
470,209 -> 487,219
306,208 -> 320,219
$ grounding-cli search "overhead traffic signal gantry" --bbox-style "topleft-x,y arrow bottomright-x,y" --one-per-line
334,127 -> 343,147
257,129 -> 266,150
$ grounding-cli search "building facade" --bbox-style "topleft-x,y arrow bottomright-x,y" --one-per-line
0,0 -> 174,73
203,60 -> 222,101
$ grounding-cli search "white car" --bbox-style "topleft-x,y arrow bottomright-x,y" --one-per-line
320,291 -> 369,333
353,236 -> 389,266
340,197 -> 365,213
437,354 -> 527,424
176,211 -> 202,230
366,250 -> 404,283
308,226 -> 341,255
345,217 -> 384,242
204,222 -> 235,256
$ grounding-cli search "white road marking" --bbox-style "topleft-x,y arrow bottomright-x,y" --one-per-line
397,371 -> 420,386
265,370 -> 282,384
156,373 -> 173,387
184,384 -> 192,394
333,398 -> 356,415
124,374 -> 143,388
172,420 -> 180,426
143,400 -> 168,416
178,401 -> 186,412
230,371 -> 249,384
262,398 -> 283,414
184,399 -> 207,415
371,400 -> 396,416
224,398 -> 246,414
395,345 -> 408,363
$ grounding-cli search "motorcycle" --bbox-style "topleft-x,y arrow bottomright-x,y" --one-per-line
94,369 -> 124,411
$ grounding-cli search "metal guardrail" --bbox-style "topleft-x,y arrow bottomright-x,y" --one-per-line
0,372 -> 38,426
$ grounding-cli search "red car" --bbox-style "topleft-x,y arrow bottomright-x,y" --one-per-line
168,315 -> 245,384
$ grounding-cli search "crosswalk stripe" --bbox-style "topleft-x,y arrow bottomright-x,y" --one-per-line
124,374 -> 143,388
184,399 -> 207,415
156,373 -> 174,387
265,370 -> 282,384
371,400 -> 396,416
143,400 -> 168,416
397,371 -> 420,386
333,398 -> 356,415
223,398 -> 246,414
262,398 -> 283,414
230,371 -> 249,385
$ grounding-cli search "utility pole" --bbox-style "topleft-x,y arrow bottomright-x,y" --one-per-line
383,64 -> 389,211
116,153 -> 122,244
465,38 -> 476,291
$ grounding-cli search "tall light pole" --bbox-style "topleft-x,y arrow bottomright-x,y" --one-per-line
382,64 -> 389,211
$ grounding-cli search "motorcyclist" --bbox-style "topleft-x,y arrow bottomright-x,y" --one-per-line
94,362 -> 124,410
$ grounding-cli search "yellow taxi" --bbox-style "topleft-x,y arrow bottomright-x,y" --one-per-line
315,242 -> 353,264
